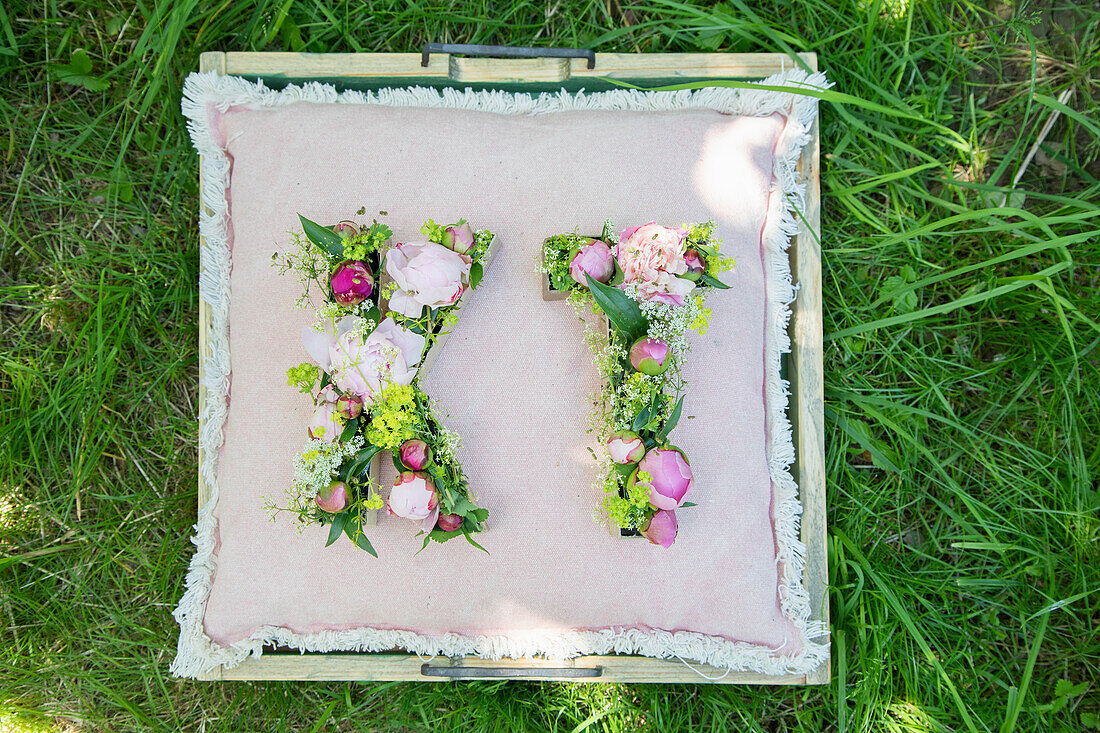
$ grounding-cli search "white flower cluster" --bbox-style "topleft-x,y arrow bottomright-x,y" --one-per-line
426,398 -> 463,467
286,435 -> 365,519
638,291 -> 706,373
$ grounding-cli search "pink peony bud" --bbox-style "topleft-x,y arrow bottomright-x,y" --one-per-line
335,393 -> 363,420
399,439 -> 432,471
307,400 -> 341,443
316,480 -> 349,513
569,239 -> 615,285
388,471 -> 439,526
628,337 -> 672,375
607,430 -> 646,464
682,249 -> 706,281
636,447 -> 694,510
437,513 -> 463,532
643,510 -> 678,548
442,221 -> 476,255
332,220 -> 361,239
331,261 -> 374,306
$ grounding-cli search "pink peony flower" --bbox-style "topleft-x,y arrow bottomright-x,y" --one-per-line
307,386 -> 341,442
332,220 -> 360,238
616,222 -> 695,306
682,249 -> 706,281
330,261 -> 374,306
385,241 -> 471,317
302,316 -> 425,404
569,239 -> 615,285
643,510 -> 678,548
607,430 -> 645,464
335,393 -> 363,420
388,471 -> 440,531
442,221 -> 476,255
637,447 -> 694,510
316,480 -> 349,513
628,337 -> 672,375
399,439 -> 432,471
436,513 -> 464,532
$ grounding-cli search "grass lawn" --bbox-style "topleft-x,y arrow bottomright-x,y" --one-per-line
1,1 -> 1098,730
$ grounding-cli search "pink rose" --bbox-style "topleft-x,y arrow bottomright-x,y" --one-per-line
307,386 -> 341,442
302,316 -> 425,404
628,337 -> 672,375
643,510 -> 677,548
616,222 -> 695,306
399,439 -> 432,471
316,480 -> 349,513
388,471 -> 440,531
335,393 -> 363,420
570,239 -> 615,285
636,447 -> 694,510
330,261 -> 374,306
442,221 -> 475,255
385,242 -> 471,317
607,430 -> 645,464
436,513 -> 463,532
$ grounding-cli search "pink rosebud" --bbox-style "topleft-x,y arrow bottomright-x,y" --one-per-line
682,249 -> 706,281
388,471 -> 440,531
569,239 -> 615,285
399,439 -> 432,471
643,510 -> 678,548
437,513 -> 463,532
331,261 -> 374,306
332,220 -> 360,239
316,480 -> 349,513
628,337 -> 672,375
442,221 -> 476,255
635,447 -> 694,510
607,430 -> 645,464
307,399 -> 341,443
335,393 -> 363,420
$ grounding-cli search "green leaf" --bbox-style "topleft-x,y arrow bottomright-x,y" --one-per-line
613,462 -> 636,477
601,220 -> 614,240
325,512 -> 348,547
681,501 -> 698,508
342,443 -> 381,481
53,49 -> 109,92
343,516 -> 377,557
469,261 -> 484,289
362,304 -> 381,324
586,274 -> 648,338
339,416 -> 359,443
880,275 -> 918,314
550,272 -> 574,292
699,272 -> 730,289
692,242 -> 719,258
656,395 -> 685,443
631,405 -> 652,432
298,214 -> 345,258
1054,679 -> 1088,699
463,530 -> 489,554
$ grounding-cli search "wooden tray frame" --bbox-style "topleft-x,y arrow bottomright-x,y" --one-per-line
194,50 -> 826,684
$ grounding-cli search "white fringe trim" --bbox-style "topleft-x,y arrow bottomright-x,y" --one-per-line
172,69 -> 831,680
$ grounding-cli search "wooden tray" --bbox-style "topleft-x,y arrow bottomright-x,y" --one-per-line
194,50 -> 826,684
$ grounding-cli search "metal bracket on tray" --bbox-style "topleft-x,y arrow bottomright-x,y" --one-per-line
421,43 -> 595,69
420,661 -> 604,679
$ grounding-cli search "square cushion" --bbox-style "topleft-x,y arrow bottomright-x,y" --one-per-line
172,72 -> 827,677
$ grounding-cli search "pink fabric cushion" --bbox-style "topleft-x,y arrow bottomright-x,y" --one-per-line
202,101 -> 799,653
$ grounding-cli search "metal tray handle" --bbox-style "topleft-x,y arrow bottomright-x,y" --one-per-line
421,43 -> 595,69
